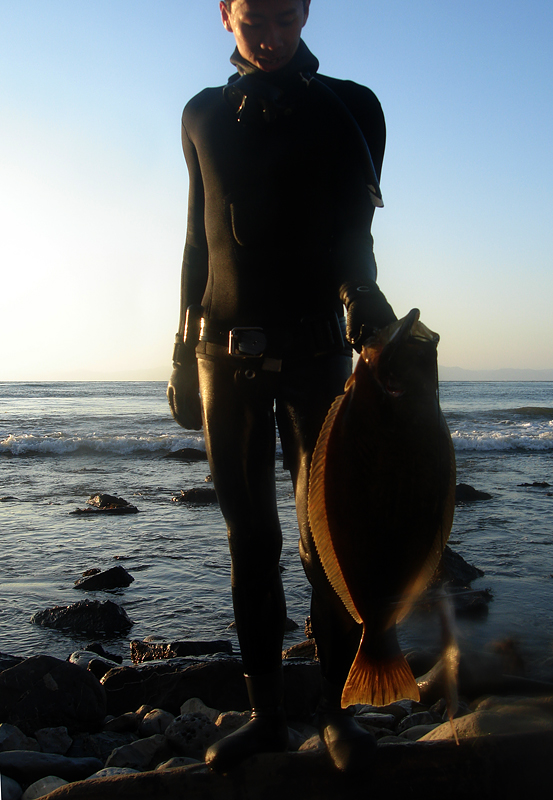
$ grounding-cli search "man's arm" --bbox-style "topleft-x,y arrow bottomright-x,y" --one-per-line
167,117 -> 209,430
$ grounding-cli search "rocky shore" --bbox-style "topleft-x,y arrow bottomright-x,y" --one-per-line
1,488 -> 552,798
1,640 -> 553,799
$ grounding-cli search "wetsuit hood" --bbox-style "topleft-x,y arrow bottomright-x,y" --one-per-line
225,40 -> 319,123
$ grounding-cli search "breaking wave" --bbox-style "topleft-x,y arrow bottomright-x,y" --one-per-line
0,432 -> 205,457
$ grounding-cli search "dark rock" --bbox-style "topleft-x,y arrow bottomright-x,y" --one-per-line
31,599 -> 133,634
101,659 -> 320,721
163,448 -> 208,461
0,751 -> 102,785
105,734 -> 175,771
82,643 -> 123,664
130,640 -> 233,664
68,731 -> 140,763
88,494 -> 132,509
26,731 -> 553,800
70,495 -> 138,515
0,653 -> 24,673
448,585 -> 493,616
518,481 -> 551,488
455,483 -> 492,503
68,651 -> 123,681
283,640 -> 317,660
417,646 -> 553,705
171,488 -> 218,505
74,566 -> 134,591
0,656 -> 106,736
432,545 -> 485,586
163,713 -> 220,759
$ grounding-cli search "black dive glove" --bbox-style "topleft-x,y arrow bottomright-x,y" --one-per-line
340,280 -> 397,352
167,306 -> 203,430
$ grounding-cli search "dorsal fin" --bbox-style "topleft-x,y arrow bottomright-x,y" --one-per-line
308,390 -> 362,624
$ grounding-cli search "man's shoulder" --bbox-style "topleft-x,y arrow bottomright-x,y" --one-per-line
183,85 -> 225,118
315,74 -> 382,116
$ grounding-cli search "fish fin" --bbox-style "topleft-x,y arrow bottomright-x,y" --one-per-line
396,420 -> 457,623
341,631 -> 420,708
308,392 -> 362,624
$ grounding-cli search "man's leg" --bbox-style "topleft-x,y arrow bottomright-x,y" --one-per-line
197,357 -> 288,771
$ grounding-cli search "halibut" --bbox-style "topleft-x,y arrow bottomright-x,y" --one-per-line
308,309 -> 456,707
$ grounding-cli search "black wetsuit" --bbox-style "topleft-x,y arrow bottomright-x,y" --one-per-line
178,41 -> 385,685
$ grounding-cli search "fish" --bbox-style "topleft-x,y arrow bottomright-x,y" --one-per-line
308,308 -> 456,707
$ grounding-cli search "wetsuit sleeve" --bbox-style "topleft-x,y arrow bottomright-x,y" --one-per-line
177,117 -> 209,337
318,79 -> 386,289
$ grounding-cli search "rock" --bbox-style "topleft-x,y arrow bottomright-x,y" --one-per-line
1,774 -> 23,800
163,448 -> 208,461
67,732 -> 139,763
0,656 -> 106,735
82,643 -> 122,664
105,734 -> 175,771
353,712 -> 397,730
398,724 -> 441,740
68,652 -> 122,682
155,756 -> 200,769
102,705 -> 153,734
420,695 -> 553,740
0,653 -> 25,673
171,488 -> 218,504
455,483 -> 492,502
130,639 -> 232,664
74,566 -> 134,591
70,495 -> 138,515
282,640 -> 317,660
164,714 -> 220,759
0,724 -> 39,752
34,727 -> 72,755
417,647 -> 553,705
86,768 -> 140,780
432,545 -> 485,585
138,709 -> 175,736
22,776 -> 68,799
101,659 -> 320,722
214,710 -> 250,736
396,711 -> 441,733
31,600 -> 133,634
18,732 -> 553,799
518,481 -> 551,488
179,698 -> 219,722
0,752 -> 102,785
447,585 -> 493,616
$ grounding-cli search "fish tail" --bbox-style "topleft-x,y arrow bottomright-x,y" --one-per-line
341,631 -> 420,708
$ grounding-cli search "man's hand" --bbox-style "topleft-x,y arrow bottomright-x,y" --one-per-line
167,360 -> 203,430
340,280 -> 397,352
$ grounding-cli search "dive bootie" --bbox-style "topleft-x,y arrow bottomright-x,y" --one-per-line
317,678 -> 377,772
205,670 -> 289,773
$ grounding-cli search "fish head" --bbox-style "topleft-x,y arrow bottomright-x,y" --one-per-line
360,309 -> 440,399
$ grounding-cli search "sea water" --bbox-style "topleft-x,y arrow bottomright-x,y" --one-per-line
1,381 -> 552,676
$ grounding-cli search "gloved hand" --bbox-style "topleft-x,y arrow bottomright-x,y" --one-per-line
167,340 -> 202,430
340,280 -> 397,352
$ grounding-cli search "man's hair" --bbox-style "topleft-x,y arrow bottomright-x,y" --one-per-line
222,0 -> 309,8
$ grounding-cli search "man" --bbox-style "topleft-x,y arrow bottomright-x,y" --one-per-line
167,0 -> 396,772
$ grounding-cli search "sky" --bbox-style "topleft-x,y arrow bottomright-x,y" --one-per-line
1,0 -> 552,380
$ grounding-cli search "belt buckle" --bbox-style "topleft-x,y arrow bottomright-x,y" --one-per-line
228,327 -> 267,357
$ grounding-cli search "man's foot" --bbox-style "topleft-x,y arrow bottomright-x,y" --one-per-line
318,705 -> 377,772
205,708 -> 289,773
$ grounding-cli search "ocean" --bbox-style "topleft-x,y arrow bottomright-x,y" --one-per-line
1,381 -> 552,678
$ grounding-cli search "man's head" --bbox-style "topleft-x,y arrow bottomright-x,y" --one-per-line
220,0 -> 311,73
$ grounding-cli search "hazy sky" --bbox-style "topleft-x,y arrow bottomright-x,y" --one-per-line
1,0 -> 552,380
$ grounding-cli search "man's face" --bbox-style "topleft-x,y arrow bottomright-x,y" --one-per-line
220,0 -> 310,73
